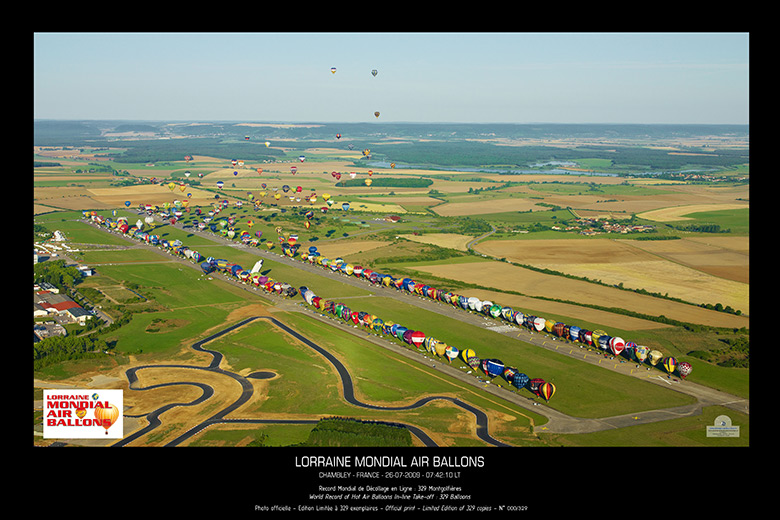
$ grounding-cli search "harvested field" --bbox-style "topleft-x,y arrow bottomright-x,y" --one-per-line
433,197 -> 545,216
400,233 -> 475,251
473,238 -> 749,317
637,203 -> 749,222
619,236 -> 748,284
412,258 -> 749,329
87,185 -> 217,207
303,240 -> 393,259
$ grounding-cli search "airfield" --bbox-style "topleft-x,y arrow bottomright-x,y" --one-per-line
34,128 -> 749,448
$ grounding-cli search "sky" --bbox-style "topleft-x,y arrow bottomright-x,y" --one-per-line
33,32 -> 750,125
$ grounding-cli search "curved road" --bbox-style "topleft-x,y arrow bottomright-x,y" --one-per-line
113,315 -> 511,447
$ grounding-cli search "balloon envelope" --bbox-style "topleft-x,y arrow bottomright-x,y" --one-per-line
540,382 -> 556,401
609,337 -> 625,356
512,373 -> 530,389
445,345 -> 458,361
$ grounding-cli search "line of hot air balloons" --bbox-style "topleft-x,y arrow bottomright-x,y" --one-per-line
297,285 -> 557,401
81,209 -> 302,298
290,247 -> 692,381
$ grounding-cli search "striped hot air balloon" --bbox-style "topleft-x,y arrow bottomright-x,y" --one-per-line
540,382 -> 556,402
663,356 -> 678,375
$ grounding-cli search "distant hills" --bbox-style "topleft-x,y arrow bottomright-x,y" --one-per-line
33,120 -> 749,172
34,120 -> 749,145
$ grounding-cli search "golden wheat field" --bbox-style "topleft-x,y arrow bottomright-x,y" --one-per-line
412,258 -> 748,329
472,238 -> 749,318
400,233 -> 474,251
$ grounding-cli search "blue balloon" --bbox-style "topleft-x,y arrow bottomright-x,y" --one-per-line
512,373 -> 530,389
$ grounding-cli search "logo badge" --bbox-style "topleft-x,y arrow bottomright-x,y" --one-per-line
43,389 -> 123,439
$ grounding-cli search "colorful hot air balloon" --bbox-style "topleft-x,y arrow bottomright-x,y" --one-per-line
444,345 -> 459,362
371,69 -> 378,77
663,356 -> 678,375
374,111 -> 380,118
540,382 -> 556,402
331,67 -> 337,74
634,345 -> 649,364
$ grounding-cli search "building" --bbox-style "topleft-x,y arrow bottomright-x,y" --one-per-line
34,289 -> 92,324
34,322 -> 67,341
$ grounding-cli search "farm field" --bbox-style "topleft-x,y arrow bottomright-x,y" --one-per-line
472,237 -> 749,318
34,121 -> 749,450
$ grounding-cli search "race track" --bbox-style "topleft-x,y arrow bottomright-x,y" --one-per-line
112,315 -> 512,447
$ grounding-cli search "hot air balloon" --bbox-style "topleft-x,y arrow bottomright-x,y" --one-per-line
410,330 -> 426,348
678,361 -> 692,379
445,345 -> 459,363
342,202 -> 350,211
371,69 -> 378,77
124,201 -> 131,207
609,337 -> 625,357
503,366 -> 518,383
217,181 -> 224,189
533,317 -> 546,332
483,359 -> 504,378
331,67 -> 337,74
662,356 -> 677,375
374,111 -> 380,118
336,133 -> 341,139
648,350 -> 664,366
540,382 -> 556,402
528,378 -> 545,396
512,372 -> 530,390
93,404 -> 120,435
